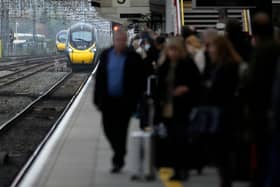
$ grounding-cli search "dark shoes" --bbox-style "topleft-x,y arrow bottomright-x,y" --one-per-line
169,170 -> 189,181
110,165 -> 123,174
169,174 -> 184,181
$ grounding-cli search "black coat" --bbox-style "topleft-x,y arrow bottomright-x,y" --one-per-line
157,57 -> 201,123
207,62 -> 239,108
248,41 -> 280,136
144,46 -> 159,76
94,47 -> 146,112
228,32 -> 252,62
206,61 -> 239,134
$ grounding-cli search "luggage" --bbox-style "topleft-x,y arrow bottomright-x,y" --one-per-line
189,106 -> 221,135
139,75 -> 157,129
130,131 -> 156,181
130,75 -> 157,181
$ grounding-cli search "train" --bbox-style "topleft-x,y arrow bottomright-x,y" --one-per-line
13,33 -> 48,55
56,30 -> 68,52
65,22 -> 112,70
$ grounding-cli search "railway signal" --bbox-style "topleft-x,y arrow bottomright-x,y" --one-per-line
112,22 -> 122,32
113,25 -> 120,32
9,31 -> 14,43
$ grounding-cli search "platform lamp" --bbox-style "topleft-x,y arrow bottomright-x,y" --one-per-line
112,22 -> 122,32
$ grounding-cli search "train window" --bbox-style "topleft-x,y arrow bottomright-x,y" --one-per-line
58,34 -> 67,43
71,31 -> 92,42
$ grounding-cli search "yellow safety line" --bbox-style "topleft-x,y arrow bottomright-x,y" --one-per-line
243,9 -> 249,33
180,0 -> 185,26
245,10 -> 249,32
159,168 -> 184,187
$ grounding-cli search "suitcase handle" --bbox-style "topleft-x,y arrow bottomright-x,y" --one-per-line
146,75 -> 157,96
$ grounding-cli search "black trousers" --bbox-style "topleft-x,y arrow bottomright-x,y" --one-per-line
251,140 -> 269,187
101,98 -> 131,167
206,130 -> 233,187
216,143 -> 233,187
164,119 -> 189,172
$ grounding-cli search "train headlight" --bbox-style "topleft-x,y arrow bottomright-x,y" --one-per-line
68,48 -> 73,53
91,48 -> 97,52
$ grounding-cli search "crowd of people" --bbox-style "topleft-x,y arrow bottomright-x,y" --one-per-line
94,12 -> 280,187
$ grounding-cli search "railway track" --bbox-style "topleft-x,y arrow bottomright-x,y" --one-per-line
0,55 -> 65,72
0,55 -> 57,63
0,57 -> 66,88
0,71 -> 91,187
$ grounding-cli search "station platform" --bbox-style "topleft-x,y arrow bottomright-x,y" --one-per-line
18,74 -> 249,187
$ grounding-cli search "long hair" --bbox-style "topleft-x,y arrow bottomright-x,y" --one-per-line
165,36 -> 186,58
186,35 -> 202,50
158,37 -> 186,66
212,36 -> 242,64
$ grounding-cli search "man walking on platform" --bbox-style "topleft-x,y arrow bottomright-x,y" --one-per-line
94,30 -> 145,173
248,13 -> 280,187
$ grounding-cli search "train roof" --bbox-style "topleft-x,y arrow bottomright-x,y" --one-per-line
56,30 -> 68,39
69,22 -> 111,32
70,23 -> 93,31
14,33 -> 46,38
57,30 -> 68,34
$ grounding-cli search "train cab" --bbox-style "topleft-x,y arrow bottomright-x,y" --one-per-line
56,30 -> 68,52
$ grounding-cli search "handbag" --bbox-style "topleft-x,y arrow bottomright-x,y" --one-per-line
189,106 -> 221,135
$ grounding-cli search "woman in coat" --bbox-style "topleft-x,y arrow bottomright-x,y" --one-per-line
156,37 -> 201,180
207,35 -> 241,187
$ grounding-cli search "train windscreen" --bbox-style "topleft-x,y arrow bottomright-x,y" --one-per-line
58,33 -> 67,43
70,30 -> 94,50
72,31 -> 92,42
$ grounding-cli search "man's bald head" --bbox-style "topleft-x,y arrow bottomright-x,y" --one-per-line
113,30 -> 128,53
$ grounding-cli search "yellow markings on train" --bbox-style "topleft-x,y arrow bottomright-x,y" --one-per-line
68,44 -> 95,65
56,43 -> 66,51
159,168 -> 184,187
69,50 -> 95,64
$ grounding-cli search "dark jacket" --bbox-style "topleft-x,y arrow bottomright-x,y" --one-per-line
207,62 -> 239,108
157,57 -> 201,123
206,61 -> 239,134
94,47 -> 146,112
248,41 -> 280,136
144,45 -> 159,76
228,32 -> 252,62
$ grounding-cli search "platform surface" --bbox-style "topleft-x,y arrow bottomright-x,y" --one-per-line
19,76 -> 250,187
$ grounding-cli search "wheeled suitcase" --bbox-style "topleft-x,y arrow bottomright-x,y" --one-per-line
139,75 -> 157,129
130,131 -> 156,181
130,75 -> 157,181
